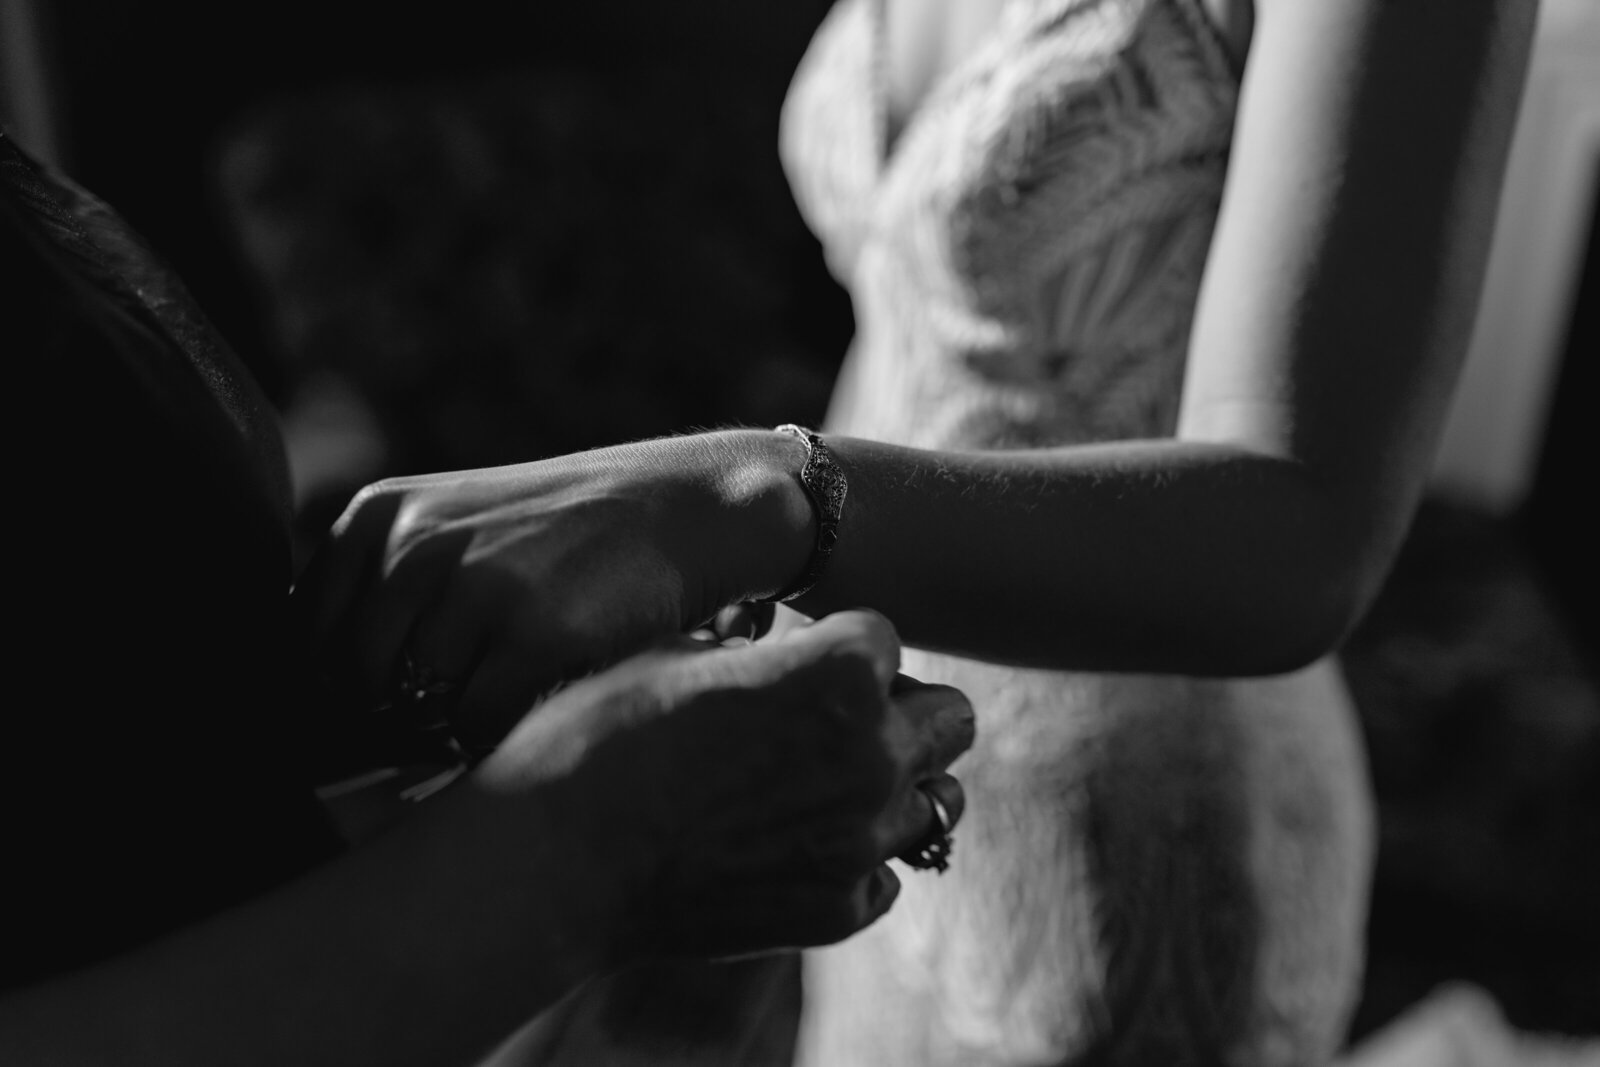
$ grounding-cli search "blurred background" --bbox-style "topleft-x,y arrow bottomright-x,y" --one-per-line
3,0 -> 1596,1050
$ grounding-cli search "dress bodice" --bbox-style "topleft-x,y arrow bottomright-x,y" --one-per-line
777,9 -> 1374,1065
780,0 -> 1239,448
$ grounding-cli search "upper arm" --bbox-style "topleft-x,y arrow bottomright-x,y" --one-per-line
1178,0 -> 1540,576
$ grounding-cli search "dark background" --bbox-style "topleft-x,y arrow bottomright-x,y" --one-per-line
11,0 -> 1599,1047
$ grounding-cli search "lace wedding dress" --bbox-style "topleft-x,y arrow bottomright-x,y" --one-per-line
780,0 -> 1375,1063
492,3 -> 1374,1063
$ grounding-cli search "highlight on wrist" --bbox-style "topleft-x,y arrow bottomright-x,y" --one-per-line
761,424 -> 848,604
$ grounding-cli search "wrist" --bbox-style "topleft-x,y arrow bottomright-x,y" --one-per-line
692,428 -> 817,605
572,431 -> 811,622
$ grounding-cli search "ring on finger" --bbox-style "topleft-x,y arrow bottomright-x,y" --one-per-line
898,779 -> 959,874
371,649 -> 478,795
376,648 -> 460,725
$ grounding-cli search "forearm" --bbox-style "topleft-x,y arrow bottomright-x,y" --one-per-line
0,780 -> 616,1067
717,430 -> 1401,676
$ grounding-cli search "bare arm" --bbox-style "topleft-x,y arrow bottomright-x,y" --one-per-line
777,0 -> 1542,674
295,0 -> 1541,730
0,615 -> 973,1067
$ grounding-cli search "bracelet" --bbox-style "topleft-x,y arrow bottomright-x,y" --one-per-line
761,424 -> 848,604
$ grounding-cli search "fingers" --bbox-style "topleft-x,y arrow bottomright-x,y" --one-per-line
698,618 -> 971,881
289,483 -> 404,655
292,485 -> 476,707
449,641 -> 575,755
775,608 -> 901,690
711,601 -> 776,642
688,612 -> 973,875
888,680 -> 976,779
403,596 -> 489,698
345,521 -> 483,701
877,679 -> 971,874
917,772 -> 966,831
514,611 -> 970,965
881,772 -> 966,869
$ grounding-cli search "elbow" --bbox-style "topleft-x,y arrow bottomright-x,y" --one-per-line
1216,549 -> 1377,677
1223,594 -> 1358,676
1198,461 -> 1401,677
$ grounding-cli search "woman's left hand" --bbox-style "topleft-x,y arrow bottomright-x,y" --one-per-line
291,431 -> 812,749
462,609 -> 974,965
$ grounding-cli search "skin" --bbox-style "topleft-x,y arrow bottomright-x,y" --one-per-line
295,0 -> 1540,720
0,611 -> 974,1067
286,6 -> 1540,1063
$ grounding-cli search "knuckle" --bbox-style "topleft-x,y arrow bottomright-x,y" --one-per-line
387,496 -> 450,559
832,610 -> 901,687
822,647 -> 887,701
332,477 -> 418,546
329,480 -> 388,537
894,681 -> 978,758
833,608 -> 899,653
356,475 -> 411,511
941,688 -> 979,742
779,649 -> 884,727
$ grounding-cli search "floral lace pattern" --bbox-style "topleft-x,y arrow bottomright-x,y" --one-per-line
779,4 -> 1377,1064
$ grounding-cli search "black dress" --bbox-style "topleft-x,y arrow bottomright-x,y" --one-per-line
1,130 -> 343,990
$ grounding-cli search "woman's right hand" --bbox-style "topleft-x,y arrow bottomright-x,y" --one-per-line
289,430 -> 816,753
462,609 -> 975,967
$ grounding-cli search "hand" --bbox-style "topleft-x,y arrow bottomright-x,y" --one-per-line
291,431 -> 813,750
470,609 -> 975,965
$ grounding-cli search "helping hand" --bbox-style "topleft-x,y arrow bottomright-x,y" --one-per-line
291,433 -> 811,752
468,609 -> 974,963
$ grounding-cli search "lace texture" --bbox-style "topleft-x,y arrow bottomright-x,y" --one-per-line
779,4 -> 1376,1065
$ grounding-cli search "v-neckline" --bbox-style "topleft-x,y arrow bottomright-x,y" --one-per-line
861,0 -> 1244,178
867,0 -> 1023,174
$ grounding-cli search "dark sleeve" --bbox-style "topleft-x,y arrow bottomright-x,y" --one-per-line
1,151 -> 344,991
